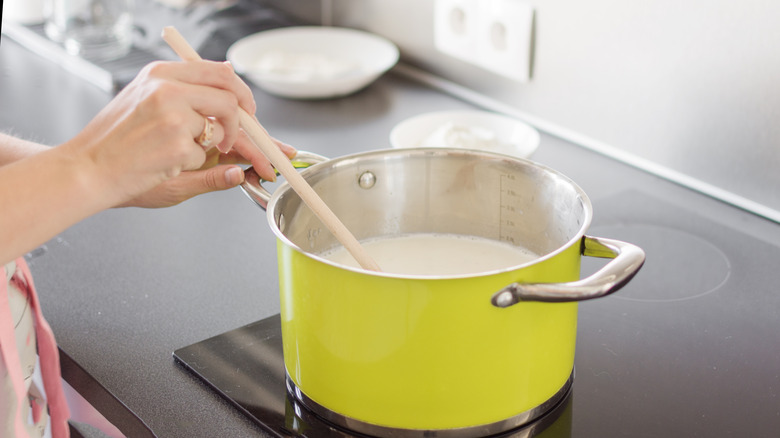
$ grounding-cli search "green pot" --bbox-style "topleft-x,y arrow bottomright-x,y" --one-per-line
241,148 -> 644,436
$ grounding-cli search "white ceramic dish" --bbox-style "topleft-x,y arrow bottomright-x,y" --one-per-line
389,110 -> 541,158
227,26 -> 399,99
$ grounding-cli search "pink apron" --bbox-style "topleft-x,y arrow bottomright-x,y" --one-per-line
1,258 -> 70,437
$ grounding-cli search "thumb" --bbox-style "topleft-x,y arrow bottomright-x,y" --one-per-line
194,165 -> 246,191
116,165 -> 246,208
160,165 -> 245,205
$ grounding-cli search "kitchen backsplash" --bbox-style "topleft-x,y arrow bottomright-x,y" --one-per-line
269,0 -> 780,222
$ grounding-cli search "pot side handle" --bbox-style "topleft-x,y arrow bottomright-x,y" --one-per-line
239,151 -> 329,210
491,236 -> 646,307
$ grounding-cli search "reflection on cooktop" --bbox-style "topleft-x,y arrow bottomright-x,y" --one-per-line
173,314 -> 573,437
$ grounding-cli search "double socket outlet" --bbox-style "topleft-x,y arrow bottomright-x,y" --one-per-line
434,0 -> 535,82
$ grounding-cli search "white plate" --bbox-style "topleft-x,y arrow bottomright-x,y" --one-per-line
227,26 -> 399,99
389,110 -> 541,158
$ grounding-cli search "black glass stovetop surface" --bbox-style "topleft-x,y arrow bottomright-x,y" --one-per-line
174,191 -> 780,437
173,314 -> 573,438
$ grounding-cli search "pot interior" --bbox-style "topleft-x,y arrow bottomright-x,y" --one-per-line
269,148 -> 591,270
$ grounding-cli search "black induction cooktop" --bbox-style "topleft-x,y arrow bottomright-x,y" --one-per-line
174,190 -> 780,437
174,314 -> 573,438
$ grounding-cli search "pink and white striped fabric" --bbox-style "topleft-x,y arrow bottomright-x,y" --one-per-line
1,258 -> 70,437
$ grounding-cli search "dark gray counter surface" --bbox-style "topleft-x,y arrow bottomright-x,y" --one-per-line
2,31 -> 779,437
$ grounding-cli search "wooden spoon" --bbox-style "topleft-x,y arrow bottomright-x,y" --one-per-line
162,26 -> 381,272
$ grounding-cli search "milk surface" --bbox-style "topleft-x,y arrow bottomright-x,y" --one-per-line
319,233 -> 539,276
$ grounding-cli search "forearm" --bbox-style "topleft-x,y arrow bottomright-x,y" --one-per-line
0,141 -> 113,265
0,132 -> 51,166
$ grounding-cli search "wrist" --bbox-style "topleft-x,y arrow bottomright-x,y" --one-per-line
57,137 -> 127,211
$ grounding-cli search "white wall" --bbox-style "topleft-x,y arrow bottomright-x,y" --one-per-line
328,0 -> 780,217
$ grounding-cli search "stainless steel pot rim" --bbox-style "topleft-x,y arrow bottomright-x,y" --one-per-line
266,147 -> 594,280
285,370 -> 574,438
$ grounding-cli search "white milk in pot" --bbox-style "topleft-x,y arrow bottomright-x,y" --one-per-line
320,233 -> 539,276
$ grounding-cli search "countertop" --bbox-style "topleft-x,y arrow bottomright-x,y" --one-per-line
2,25 -> 780,437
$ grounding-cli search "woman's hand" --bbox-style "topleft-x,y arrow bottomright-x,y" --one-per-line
119,134 -> 296,208
64,60 -> 293,208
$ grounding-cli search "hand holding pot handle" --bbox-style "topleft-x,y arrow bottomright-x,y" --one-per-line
492,236 -> 646,306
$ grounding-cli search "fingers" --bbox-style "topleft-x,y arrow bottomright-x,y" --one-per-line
272,136 -> 298,159
180,85 -> 240,153
148,61 -> 255,154
232,132 -> 277,181
130,61 -> 298,187
223,61 -> 255,115
144,60 -> 297,165
148,60 -> 255,114
194,116 -> 218,149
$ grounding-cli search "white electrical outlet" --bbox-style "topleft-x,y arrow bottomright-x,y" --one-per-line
434,0 -> 535,82
433,0 -> 477,60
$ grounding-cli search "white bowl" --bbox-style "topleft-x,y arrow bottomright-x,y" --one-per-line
227,26 -> 399,99
389,110 -> 540,158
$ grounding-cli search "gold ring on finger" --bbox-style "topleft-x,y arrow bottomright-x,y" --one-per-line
196,116 -> 215,149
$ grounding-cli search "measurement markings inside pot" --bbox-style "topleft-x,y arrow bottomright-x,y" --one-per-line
499,172 -> 528,245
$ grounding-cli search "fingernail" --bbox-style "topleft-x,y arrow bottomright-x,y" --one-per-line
225,166 -> 244,186
263,163 -> 277,182
281,142 -> 297,156
223,60 -> 234,71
